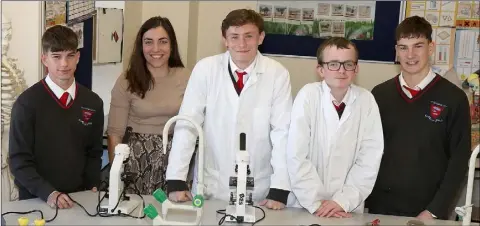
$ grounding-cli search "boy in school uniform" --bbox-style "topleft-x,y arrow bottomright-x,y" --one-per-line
365,16 -> 471,220
9,25 -> 104,209
287,37 -> 384,217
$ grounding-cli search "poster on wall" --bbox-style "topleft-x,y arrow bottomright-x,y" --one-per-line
455,0 -> 480,28
67,1 -> 96,25
258,1 -> 376,40
257,1 -> 403,62
68,22 -> 84,49
405,0 -> 480,75
94,8 -> 123,64
406,0 -> 457,75
45,1 -> 66,28
454,29 -> 480,80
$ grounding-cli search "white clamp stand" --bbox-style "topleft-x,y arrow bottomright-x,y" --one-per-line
144,115 -> 204,225
226,133 -> 256,223
455,144 -> 479,226
101,142 -> 140,214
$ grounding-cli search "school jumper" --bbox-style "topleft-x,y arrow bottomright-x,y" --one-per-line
366,73 -> 471,219
9,78 -> 104,201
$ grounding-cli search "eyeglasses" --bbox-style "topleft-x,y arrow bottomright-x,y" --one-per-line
319,61 -> 358,71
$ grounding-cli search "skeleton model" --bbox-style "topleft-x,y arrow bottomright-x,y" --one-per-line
1,13 -> 27,201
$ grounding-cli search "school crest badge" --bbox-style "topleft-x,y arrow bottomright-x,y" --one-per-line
425,101 -> 447,122
79,107 -> 95,125
430,103 -> 445,119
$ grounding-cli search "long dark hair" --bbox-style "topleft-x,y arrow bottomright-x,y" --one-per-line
125,16 -> 184,98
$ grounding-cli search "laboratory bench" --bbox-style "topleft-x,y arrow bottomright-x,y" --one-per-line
2,191 -> 478,226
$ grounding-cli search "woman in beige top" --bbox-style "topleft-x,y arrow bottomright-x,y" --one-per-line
107,16 -> 190,195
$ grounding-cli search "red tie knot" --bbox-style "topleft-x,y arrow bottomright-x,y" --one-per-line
60,92 -> 69,106
403,85 -> 420,97
236,71 -> 247,77
333,102 -> 346,112
235,71 -> 246,92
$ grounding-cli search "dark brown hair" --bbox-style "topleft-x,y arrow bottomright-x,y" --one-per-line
221,9 -> 264,37
41,25 -> 78,53
316,37 -> 359,64
395,16 -> 432,42
125,16 -> 184,99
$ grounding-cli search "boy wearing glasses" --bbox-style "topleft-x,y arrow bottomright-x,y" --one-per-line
366,16 -> 471,220
286,37 -> 384,217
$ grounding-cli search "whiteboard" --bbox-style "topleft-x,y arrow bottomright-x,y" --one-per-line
94,8 -> 123,64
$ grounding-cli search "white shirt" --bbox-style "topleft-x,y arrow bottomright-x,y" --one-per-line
45,75 -> 76,104
330,87 -> 350,106
229,52 -> 259,85
399,69 -> 436,98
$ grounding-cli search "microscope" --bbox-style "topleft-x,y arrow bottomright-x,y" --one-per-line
100,127 -> 140,215
455,144 -> 479,226
144,115 -> 205,225
225,133 -> 256,223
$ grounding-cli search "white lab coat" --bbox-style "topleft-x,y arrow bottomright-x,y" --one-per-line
286,81 -> 384,214
166,51 -> 293,203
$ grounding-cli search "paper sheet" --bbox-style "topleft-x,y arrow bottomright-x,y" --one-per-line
405,1 -> 467,71
455,0 -> 480,28
67,1 -> 95,23
45,1 -> 66,28
454,29 -> 480,79
68,23 -> 84,49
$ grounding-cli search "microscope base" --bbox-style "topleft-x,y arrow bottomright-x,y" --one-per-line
101,199 -> 140,215
225,205 -> 256,223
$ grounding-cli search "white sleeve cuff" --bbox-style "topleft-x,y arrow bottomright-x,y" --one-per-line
307,200 -> 322,214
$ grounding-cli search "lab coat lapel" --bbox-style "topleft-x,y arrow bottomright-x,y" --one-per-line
338,87 -> 356,125
320,81 -> 339,192
242,51 -> 263,92
321,81 -> 339,131
223,52 -> 241,101
327,86 -> 358,193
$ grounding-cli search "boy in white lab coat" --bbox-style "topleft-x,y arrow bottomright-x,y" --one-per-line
165,9 -> 293,210
286,37 -> 384,217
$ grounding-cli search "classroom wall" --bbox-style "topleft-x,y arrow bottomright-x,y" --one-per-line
92,1 -> 125,114
195,1 -> 400,95
122,1 -> 143,73
1,1 -> 43,87
140,1 -> 401,95
141,1 -> 198,68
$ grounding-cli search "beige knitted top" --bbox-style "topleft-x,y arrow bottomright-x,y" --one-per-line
107,67 -> 191,137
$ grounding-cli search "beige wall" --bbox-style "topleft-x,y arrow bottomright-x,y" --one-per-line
142,1 -> 192,67
122,1 -> 143,72
2,1 -> 43,87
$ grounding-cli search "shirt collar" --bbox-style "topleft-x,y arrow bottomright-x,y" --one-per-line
45,75 -> 76,100
229,52 -> 258,75
322,80 -> 351,105
400,68 -> 436,90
